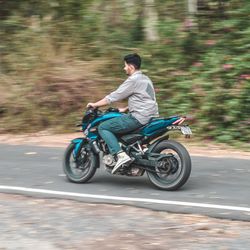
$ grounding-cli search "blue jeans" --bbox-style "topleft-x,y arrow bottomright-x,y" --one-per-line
98,114 -> 142,155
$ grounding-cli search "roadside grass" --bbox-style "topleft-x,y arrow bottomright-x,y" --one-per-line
0,50 -> 116,133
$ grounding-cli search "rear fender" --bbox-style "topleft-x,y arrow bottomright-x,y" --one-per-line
147,135 -> 169,153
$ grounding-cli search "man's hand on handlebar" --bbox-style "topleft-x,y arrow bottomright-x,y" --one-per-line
87,103 -> 97,109
87,98 -> 109,109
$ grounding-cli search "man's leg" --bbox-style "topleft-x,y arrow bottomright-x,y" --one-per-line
98,114 -> 142,155
98,114 -> 142,173
98,119 -> 121,155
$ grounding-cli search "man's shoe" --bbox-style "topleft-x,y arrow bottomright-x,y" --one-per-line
112,151 -> 131,174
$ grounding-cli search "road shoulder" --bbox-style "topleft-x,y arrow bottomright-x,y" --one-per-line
0,132 -> 249,159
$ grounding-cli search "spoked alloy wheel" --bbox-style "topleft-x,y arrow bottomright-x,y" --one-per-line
63,143 -> 98,183
147,140 -> 191,191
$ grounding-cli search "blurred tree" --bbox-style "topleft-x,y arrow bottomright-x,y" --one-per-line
143,0 -> 159,41
187,0 -> 198,27
0,0 -> 249,145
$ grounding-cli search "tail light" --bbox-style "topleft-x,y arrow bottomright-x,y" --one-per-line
173,117 -> 186,125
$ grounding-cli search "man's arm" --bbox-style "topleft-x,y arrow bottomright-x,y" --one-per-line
87,97 -> 109,108
87,78 -> 134,108
105,78 -> 134,104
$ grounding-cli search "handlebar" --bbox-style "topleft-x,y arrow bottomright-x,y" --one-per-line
86,105 -> 97,111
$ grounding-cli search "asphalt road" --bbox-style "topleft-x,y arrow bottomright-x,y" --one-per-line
0,144 -> 250,221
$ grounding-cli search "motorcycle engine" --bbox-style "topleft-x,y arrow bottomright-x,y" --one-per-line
103,154 -> 116,167
103,154 -> 144,177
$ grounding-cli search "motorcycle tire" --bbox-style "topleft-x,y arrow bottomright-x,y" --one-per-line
147,140 -> 191,191
63,143 -> 98,183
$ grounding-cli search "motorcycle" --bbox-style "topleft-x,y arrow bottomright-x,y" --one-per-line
63,107 -> 192,190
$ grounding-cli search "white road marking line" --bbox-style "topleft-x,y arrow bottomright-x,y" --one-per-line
0,185 -> 250,213
58,174 -> 66,177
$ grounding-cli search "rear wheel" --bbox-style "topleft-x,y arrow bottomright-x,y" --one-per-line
63,143 -> 98,183
147,140 -> 191,191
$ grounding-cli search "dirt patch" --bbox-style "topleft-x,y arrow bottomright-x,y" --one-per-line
0,193 -> 250,250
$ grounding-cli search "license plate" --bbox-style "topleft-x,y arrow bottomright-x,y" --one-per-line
181,126 -> 192,135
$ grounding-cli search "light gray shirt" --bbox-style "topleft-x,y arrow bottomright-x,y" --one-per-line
105,71 -> 159,125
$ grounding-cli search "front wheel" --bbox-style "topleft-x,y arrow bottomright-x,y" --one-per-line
147,140 -> 191,191
63,143 -> 99,183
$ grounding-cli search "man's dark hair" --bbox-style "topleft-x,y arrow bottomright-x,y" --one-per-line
124,53 -> 141,69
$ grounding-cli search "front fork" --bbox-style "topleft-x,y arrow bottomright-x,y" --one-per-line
72,138 -> 100,159
72,138 -> 89,159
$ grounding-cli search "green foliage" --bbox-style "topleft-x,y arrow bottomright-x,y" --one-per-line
0,0 -> 249,145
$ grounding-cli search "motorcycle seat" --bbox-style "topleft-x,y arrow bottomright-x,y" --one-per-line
132,116 -> 179,134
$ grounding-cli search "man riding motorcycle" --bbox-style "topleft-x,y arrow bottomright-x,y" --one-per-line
87,53 -> 159,174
